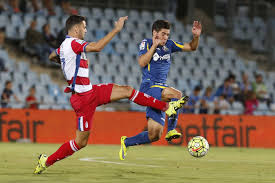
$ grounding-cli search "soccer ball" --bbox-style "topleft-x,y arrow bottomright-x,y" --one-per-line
187,136 -> 209,158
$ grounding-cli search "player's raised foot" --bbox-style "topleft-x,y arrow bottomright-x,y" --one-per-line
119,136 -> 128,160
34,154 -> 48,174
165,129 -> 182,141
165,96 -> 189,116
178,95 -> 189,107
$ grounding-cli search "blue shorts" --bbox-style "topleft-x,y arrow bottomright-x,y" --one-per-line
139,81 -> 168,126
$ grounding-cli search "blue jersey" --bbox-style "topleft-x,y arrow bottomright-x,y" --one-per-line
138,38 -> 184,83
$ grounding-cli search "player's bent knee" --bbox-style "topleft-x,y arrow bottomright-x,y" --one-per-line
149,134 -> 161,142
124,85 -> 134,97
148,131 -> 162,142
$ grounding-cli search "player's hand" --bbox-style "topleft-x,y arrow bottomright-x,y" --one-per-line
192,21 -> 202,38
114,16 -> 128,32
152,35 -> 161,47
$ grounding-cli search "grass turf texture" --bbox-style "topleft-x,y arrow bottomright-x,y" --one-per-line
0,143 -> 275,183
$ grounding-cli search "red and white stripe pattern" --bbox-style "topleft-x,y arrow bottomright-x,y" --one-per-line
69,140 -> 79,152
78,116 -> 84,131
57,36 -> 93,93
129,90 -> 140,102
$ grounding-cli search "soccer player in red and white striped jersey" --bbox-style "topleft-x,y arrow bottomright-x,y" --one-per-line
34,15 -> 188,174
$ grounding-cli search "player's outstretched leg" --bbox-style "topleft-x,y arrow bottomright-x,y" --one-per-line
119,95 -> 189,160
34,131 -> 89,174
34,140 -> 81,174
110,85 -> 188,117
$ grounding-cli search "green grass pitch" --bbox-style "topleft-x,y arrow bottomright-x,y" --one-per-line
1,143 -> 275,183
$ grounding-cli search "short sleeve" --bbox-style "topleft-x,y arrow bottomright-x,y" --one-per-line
138,39 -> 149,56
171,40 -> 184,53
71,39 -> 89,54
55,47 -> 60,56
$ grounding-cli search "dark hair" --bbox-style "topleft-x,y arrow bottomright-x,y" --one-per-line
42,23 -> 49,33
0,27 -> 5,33
255,73 -> 262,78
152,20 -> 170,33
194,85 -> 201,91
228,73 -> 236,80
65,15 -> 86,32
5,80 -> 11,87
224,77 -> 231,83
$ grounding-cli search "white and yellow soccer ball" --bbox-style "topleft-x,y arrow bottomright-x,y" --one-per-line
187,136 -> 209,158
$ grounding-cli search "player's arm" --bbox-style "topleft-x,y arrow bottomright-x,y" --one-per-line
138,36 -> 161,67
85,16 -> 128,52
182,21 -> 202,52
49,50 -> 61,64
2,93 -> 8,102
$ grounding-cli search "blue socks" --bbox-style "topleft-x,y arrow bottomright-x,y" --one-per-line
167,98 -> 179,132
125,131 -> 151,147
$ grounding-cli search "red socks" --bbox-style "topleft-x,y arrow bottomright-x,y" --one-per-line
129,89 -> 168,111
46,140 -> 80,166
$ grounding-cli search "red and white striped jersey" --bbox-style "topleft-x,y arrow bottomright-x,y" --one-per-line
56,36 -> 92,93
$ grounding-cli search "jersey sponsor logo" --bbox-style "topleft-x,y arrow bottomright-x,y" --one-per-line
153,53 -> 170,61
139,41 -> 146,50
153,53 -> 160,61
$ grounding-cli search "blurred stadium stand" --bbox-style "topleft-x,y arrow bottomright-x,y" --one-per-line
0,0 -> 274,115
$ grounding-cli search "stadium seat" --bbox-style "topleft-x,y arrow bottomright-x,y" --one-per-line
54,6 -> 63,17
128,43 -> 138,55
232,101 -> 244,111
39,104 -> 51,110
10,13 -> 23,27
79,7 -> 91,16
116,9 -> 127,17
36,16 -> 47,32
99,19 -> 112,31
140,10 -> 152,23
130,102 -> 146,112
119,32 -> 131,43
104,8 -> 116,20
92,8 -> 104,19
258,102 -> 269,111
125,21 -> 136,32
129,10 -> 140,21
87,18 -> 98,29
5,25 -> 17,39
114,42 -> 127,55
215,15 -> 227,29
153,11 -> 165,20
253,110 -> 266,116
0,14 -> 7,27
165,12 -> 176,23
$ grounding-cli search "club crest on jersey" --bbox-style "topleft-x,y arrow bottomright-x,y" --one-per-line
75,39 -> 85,45
162,45 -> 169,52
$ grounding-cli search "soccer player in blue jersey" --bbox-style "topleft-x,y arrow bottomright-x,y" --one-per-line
119,20 -> 202,160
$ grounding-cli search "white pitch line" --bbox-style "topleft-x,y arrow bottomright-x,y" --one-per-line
198,159 -> 275,164
79,157 -> 161,168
